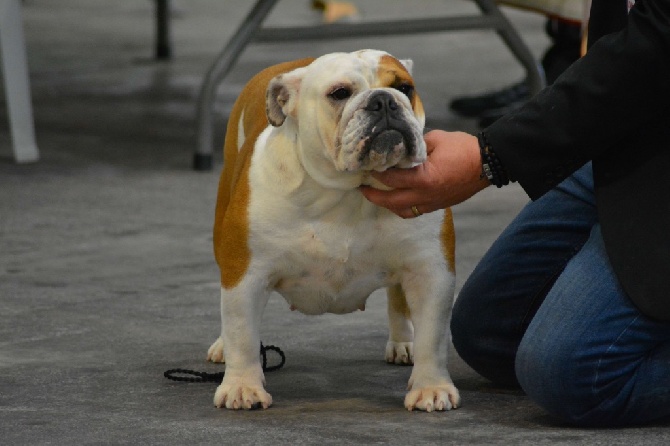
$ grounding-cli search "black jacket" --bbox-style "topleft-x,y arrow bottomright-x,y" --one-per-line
485,0 -> 670,320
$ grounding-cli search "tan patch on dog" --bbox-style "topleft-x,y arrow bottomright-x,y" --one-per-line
377,55 -> 425,120
440,208 -> 456,274
388,283 -> 411,318
214,58 -> 315,289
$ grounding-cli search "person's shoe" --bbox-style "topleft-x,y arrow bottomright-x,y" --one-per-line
449,81 -> 530,118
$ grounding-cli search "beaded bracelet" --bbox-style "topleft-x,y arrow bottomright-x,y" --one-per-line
478,132 -> 510,188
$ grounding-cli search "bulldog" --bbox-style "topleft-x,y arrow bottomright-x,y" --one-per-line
207,49 -> 459,412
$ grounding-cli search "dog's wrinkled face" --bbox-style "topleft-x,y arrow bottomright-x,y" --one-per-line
266,50 -> 426,175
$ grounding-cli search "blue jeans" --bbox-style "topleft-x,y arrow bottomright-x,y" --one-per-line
451,163 -> 670,427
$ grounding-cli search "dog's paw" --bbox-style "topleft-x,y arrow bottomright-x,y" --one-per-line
207,337 -> 226,363
385,341 -> 414,365
214,379 -> 272,410
404,383 -> 460,412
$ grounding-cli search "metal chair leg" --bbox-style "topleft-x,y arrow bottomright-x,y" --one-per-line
474,0 -> 545,95
155,0 -> 172,60
0,0 -> 39,163
193,0 -> 279,171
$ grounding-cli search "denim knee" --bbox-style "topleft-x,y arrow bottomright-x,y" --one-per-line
515,333 -> 633,427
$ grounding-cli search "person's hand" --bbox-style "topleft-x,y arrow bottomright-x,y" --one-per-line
360,130 -> 489,218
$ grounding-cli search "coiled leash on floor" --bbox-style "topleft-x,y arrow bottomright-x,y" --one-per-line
163,343 -> 285,383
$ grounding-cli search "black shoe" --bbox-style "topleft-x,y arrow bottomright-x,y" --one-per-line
449,81 -> 530,118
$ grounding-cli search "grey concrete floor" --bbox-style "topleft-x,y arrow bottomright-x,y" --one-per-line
1,1 -> 668,444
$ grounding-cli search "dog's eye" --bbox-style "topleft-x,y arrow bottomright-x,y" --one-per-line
395,83 -> 414,98
329,87 -> 352,101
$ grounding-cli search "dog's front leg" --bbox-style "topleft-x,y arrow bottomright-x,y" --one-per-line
212,279 -> 272,410
402,270 -> 460,412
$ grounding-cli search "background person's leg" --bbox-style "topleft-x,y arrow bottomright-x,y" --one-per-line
449,17 -> 582,126
452,163 -> 596,386
515,224 -> 670,426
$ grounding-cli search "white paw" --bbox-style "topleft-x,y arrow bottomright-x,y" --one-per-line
404,383 -> 460,412
385,341 -> 414,365
207,337 -> 225,363
213,378 -> 272,410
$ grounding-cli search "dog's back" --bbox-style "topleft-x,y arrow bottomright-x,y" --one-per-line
213,58 -> 315,287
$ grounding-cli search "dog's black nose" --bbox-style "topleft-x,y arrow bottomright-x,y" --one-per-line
365,91 -> 399,113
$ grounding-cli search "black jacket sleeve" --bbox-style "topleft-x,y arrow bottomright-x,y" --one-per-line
484,0 -> 670,201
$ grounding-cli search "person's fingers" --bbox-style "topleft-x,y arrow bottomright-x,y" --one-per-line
395,207 -> 417,219
385,203 -> 431,219
359,187 -> 426,219
423,130 -> 441,152
359,185 -> 425,210
369,164 -> 426,190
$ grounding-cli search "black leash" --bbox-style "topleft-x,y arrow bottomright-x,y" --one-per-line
163,343 -> 285,383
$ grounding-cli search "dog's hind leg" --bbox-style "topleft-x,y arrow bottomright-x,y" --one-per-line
385,284 -> 415,365
207,336 -> 226,363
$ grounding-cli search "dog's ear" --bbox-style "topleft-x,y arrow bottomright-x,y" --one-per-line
266,68 -> 305,127
399,59 -> 413,75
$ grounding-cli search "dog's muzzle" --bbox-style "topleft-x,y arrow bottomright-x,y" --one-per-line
359,91 -> 418,165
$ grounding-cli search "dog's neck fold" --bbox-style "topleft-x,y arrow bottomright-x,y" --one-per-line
270,121 -> 365,191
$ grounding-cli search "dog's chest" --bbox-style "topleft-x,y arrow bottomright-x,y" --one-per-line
245,132 -> 440,316
270,220 -> 394,315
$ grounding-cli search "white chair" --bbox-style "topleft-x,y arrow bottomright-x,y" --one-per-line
0,0 -> 38,163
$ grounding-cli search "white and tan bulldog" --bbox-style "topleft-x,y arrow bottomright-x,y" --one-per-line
207,49 -> 459,412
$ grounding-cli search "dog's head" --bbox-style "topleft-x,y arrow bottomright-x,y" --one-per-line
266,50 -> 426,175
